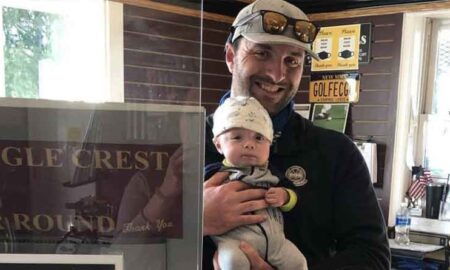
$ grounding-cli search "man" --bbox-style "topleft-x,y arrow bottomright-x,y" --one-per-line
203,0 -> 390,269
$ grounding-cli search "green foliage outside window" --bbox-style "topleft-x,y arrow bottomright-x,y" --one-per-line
2,7 -> 60,98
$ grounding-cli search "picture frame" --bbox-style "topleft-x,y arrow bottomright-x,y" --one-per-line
294,104 -> 311,120
311,103 -> 350,133
0,254 -> 123,270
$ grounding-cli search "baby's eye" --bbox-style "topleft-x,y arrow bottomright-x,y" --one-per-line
255,134 -> 265,141
231,135 -> 242,140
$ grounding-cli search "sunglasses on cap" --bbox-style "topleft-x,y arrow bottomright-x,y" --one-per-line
232,10 -> 320,44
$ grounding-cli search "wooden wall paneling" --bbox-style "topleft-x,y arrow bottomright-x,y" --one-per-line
293,91 -> 310,104
201,89 -> 228,103
202,59 -> 229,76
124,32 -> 200,57
123,4 -> 203,106
202,103 -> 221,115
305,13 -> 404,219
125,83 -> 199,104
308,1 -> 450,21
299,75 -> 311,90
202,43 -> 229,61
360,73 -> 393,89
359,58 -> 394,73
358,90 -> 391,104
124,4 -> 201,26
123,3 -> 231,110
201,15 -> 232,111
200,74 -> 231,89
352,121 -> 388,136
351,106 -> 389,121
125,66 -> 200,86
203,28 -> 230,44
124,50 -> 200,72
124,16 -> 201,41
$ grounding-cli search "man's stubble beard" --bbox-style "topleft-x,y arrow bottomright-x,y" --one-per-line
229,58 -> 300,115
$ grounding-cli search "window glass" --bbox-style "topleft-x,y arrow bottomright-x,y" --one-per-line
423,116 -> 450,176
0,0 -> 108,102
423,19 -> 450,176
431,23 -> 450,115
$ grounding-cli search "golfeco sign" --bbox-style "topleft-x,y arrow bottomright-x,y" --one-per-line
309,73 -> 360,103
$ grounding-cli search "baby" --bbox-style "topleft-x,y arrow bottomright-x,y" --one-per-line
210,96 -> 307,270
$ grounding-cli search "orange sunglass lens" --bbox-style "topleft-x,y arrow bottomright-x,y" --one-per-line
295,22 -> 317,43
263,12 -> 287,33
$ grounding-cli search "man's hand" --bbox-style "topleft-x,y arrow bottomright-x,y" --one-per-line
240,241 -> 274,270
159,146 -> 183,198
203,172 -> 268,236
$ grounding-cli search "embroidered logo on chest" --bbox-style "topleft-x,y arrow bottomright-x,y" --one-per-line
285,165 -> 308,186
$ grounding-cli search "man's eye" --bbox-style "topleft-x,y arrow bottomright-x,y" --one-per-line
285,57 -> 300,68
254,50 -> 268,59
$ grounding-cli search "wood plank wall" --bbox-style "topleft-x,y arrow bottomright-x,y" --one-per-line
123,3 -> 403,219
123,3 -> 232,109
123,4 -> 204,105
305,14 -> 404,218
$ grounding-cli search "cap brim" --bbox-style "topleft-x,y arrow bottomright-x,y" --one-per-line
243,33 -> 320,61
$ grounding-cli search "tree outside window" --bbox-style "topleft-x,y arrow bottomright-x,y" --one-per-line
3,6 -> 61,98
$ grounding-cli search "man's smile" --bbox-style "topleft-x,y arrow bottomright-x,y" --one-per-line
254,80 -> 285,94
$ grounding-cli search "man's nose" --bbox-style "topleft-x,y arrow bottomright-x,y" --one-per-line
265,58 -> 287,83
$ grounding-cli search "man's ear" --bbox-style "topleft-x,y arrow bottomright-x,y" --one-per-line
225,43 -> 235,73
213,138 -> 223,154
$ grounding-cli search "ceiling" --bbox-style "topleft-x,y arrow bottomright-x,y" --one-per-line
200,0 -> 440,17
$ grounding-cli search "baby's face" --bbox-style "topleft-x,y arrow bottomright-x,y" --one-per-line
215,128 -> 270,167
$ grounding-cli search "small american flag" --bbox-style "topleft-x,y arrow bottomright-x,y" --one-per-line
407,170 -> 433,200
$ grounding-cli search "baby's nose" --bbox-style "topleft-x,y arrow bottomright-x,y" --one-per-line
243,142 -> 255,149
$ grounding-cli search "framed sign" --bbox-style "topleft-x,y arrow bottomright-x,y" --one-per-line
359,23 -> 372,64
309,72 -> 360,103
312,24 -> 361,71
0,98 -> 204,270
0,254 -> 123,270
294,104 -> 311,119
311,103 -> 349,133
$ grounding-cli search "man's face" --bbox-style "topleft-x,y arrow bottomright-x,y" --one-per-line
214,128 -> 270,167
225,38 -> 305,115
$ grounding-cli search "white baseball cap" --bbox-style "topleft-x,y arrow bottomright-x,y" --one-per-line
213,96 -> 273,143
230,0 -> 319,60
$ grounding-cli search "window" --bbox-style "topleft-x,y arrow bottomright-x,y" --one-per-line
420,18 -> 450,177
0,0 -> 123,102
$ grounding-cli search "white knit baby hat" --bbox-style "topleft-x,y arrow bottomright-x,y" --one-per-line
212,96 -> 273,142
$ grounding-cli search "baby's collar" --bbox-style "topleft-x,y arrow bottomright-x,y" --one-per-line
222,159 -> 268,169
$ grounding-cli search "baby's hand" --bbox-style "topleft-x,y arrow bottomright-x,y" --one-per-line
265,187 -> 288,207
